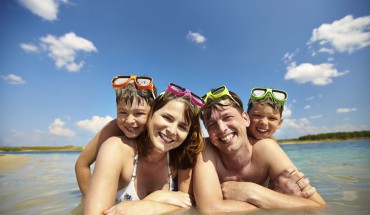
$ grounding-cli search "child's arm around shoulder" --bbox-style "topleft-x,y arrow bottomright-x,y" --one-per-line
252,138 -> 326,208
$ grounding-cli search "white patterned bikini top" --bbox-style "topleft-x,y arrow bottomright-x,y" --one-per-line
116,152 -> 175,202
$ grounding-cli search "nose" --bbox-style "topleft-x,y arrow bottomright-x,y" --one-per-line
126,114 -> 135,124
214,121 -> 228,134
258,117 -> 268,125
166,123 -> 177,136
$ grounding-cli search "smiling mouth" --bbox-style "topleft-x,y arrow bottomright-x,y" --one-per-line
159,132 -> 174,144
125,126 -> 138,132
256,128 -> 268,133
219,133 -> 235,143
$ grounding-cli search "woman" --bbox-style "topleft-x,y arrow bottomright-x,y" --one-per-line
84,83 -> 205,215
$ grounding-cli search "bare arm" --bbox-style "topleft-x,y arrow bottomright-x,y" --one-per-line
83,137 -> 125,215
193,143 -> 257,214
75,119 -> 123,196
222,139 -> 326,209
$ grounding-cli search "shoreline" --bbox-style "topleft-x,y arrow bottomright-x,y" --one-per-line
0,154 -> 30,174
278,137 -> 370,145
0,138 -> 369,152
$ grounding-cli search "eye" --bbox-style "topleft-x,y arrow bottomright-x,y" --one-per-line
162,114 -> 173,122
134,112 -> 146,117
223,115 -> 233,121
178,123 -> 189,132
269,117 -> 278,121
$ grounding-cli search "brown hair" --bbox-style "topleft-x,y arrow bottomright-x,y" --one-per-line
115,83 -> 158,107
201,90 -> 244,123
247,97 -> 284,116
136,92 -> 204,169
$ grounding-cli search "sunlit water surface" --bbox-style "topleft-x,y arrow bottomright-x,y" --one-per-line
1,140 -> 369,215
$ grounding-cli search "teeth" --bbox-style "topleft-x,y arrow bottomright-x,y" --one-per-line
126,127 -> 136,131
257,128 -> 268,133
159,133 -> 173,143
221,133 -> 234,142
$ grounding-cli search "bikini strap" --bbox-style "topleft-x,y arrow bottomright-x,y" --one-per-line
167,152 -> 173,189
131,153 -> 139,181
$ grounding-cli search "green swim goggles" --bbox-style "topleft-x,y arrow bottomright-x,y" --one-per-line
250,88 -> 288,104
202,86 -> 240,106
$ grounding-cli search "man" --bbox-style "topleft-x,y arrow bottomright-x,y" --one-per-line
193,86 -> 326,214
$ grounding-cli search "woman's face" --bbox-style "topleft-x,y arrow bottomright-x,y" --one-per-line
116,97 -> 151,138
148,100 -> 191,153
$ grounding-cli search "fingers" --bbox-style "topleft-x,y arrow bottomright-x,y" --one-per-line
297,177 -> 310,191
301,187 -> 316,198
281,166 -> 298,177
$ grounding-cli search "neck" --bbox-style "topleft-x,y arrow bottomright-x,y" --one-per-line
144,150 -> 167,163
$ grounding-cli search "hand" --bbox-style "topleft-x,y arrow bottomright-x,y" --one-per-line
221,181 -> 252,202
144,190 -> 191,208
269,167 -> 316,198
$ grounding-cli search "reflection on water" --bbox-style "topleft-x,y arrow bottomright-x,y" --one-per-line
0,140 -> 370,214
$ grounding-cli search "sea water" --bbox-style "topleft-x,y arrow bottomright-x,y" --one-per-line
0,140 -> 369,215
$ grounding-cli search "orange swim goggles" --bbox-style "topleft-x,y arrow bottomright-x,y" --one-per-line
111,75 -> 154,90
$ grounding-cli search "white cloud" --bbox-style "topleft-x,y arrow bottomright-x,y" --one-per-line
337,108 -> 357,113
304,105 -> 311,110
48,118 -> 75,137
284,62 -> 349,85
283,118 -> 312,129
187,31 -> 206,44
40,32 -> 97,72
18,0 -> 68,21
0,74 -> 26,85
306,96 -> 314,101
310,114 -> 322,119
282,49 -> 299,64
282,106 -> 292,118
77,115 -> 113,133
319,48 -> 334,54
308,15 -> 370,53
20,43 -> 39,53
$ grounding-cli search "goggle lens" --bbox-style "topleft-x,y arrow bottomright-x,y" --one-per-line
212,86 -> 226,95
252,89 -> 267,97
113,76 -> 130,85
272,91 -> 287,100
251,88 -> 287,104
136,77 -> 152,86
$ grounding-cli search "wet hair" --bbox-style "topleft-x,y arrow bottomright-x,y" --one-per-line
136,92 -> 204,169
247,97 -> 284,116
115,83 -> 158,107
200,90 -> 244,124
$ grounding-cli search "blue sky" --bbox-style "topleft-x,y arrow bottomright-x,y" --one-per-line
1,0 -> 370,147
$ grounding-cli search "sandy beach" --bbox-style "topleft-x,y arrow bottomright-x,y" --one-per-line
0,154 -> 30,174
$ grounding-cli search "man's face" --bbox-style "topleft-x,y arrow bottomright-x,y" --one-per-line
204,105 -> 250,153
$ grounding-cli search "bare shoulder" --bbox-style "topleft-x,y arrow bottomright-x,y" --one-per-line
100,136 -> 136,157
252,138 -> 281,153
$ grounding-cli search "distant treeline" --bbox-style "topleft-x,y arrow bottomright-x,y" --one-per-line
0,145 -> 83,152
296,130 -> 370,141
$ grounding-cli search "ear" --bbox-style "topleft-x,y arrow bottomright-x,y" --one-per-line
277,118 -> 283,128
242,111 -> 250,128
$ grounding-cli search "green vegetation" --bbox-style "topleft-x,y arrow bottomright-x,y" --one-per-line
278,130 -> 370,144
0,145 -> 83,152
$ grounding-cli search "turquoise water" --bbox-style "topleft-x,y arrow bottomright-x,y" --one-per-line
0,140 -> 369,214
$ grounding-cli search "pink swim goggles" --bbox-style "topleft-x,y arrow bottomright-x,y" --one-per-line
165,83 -> 205,108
